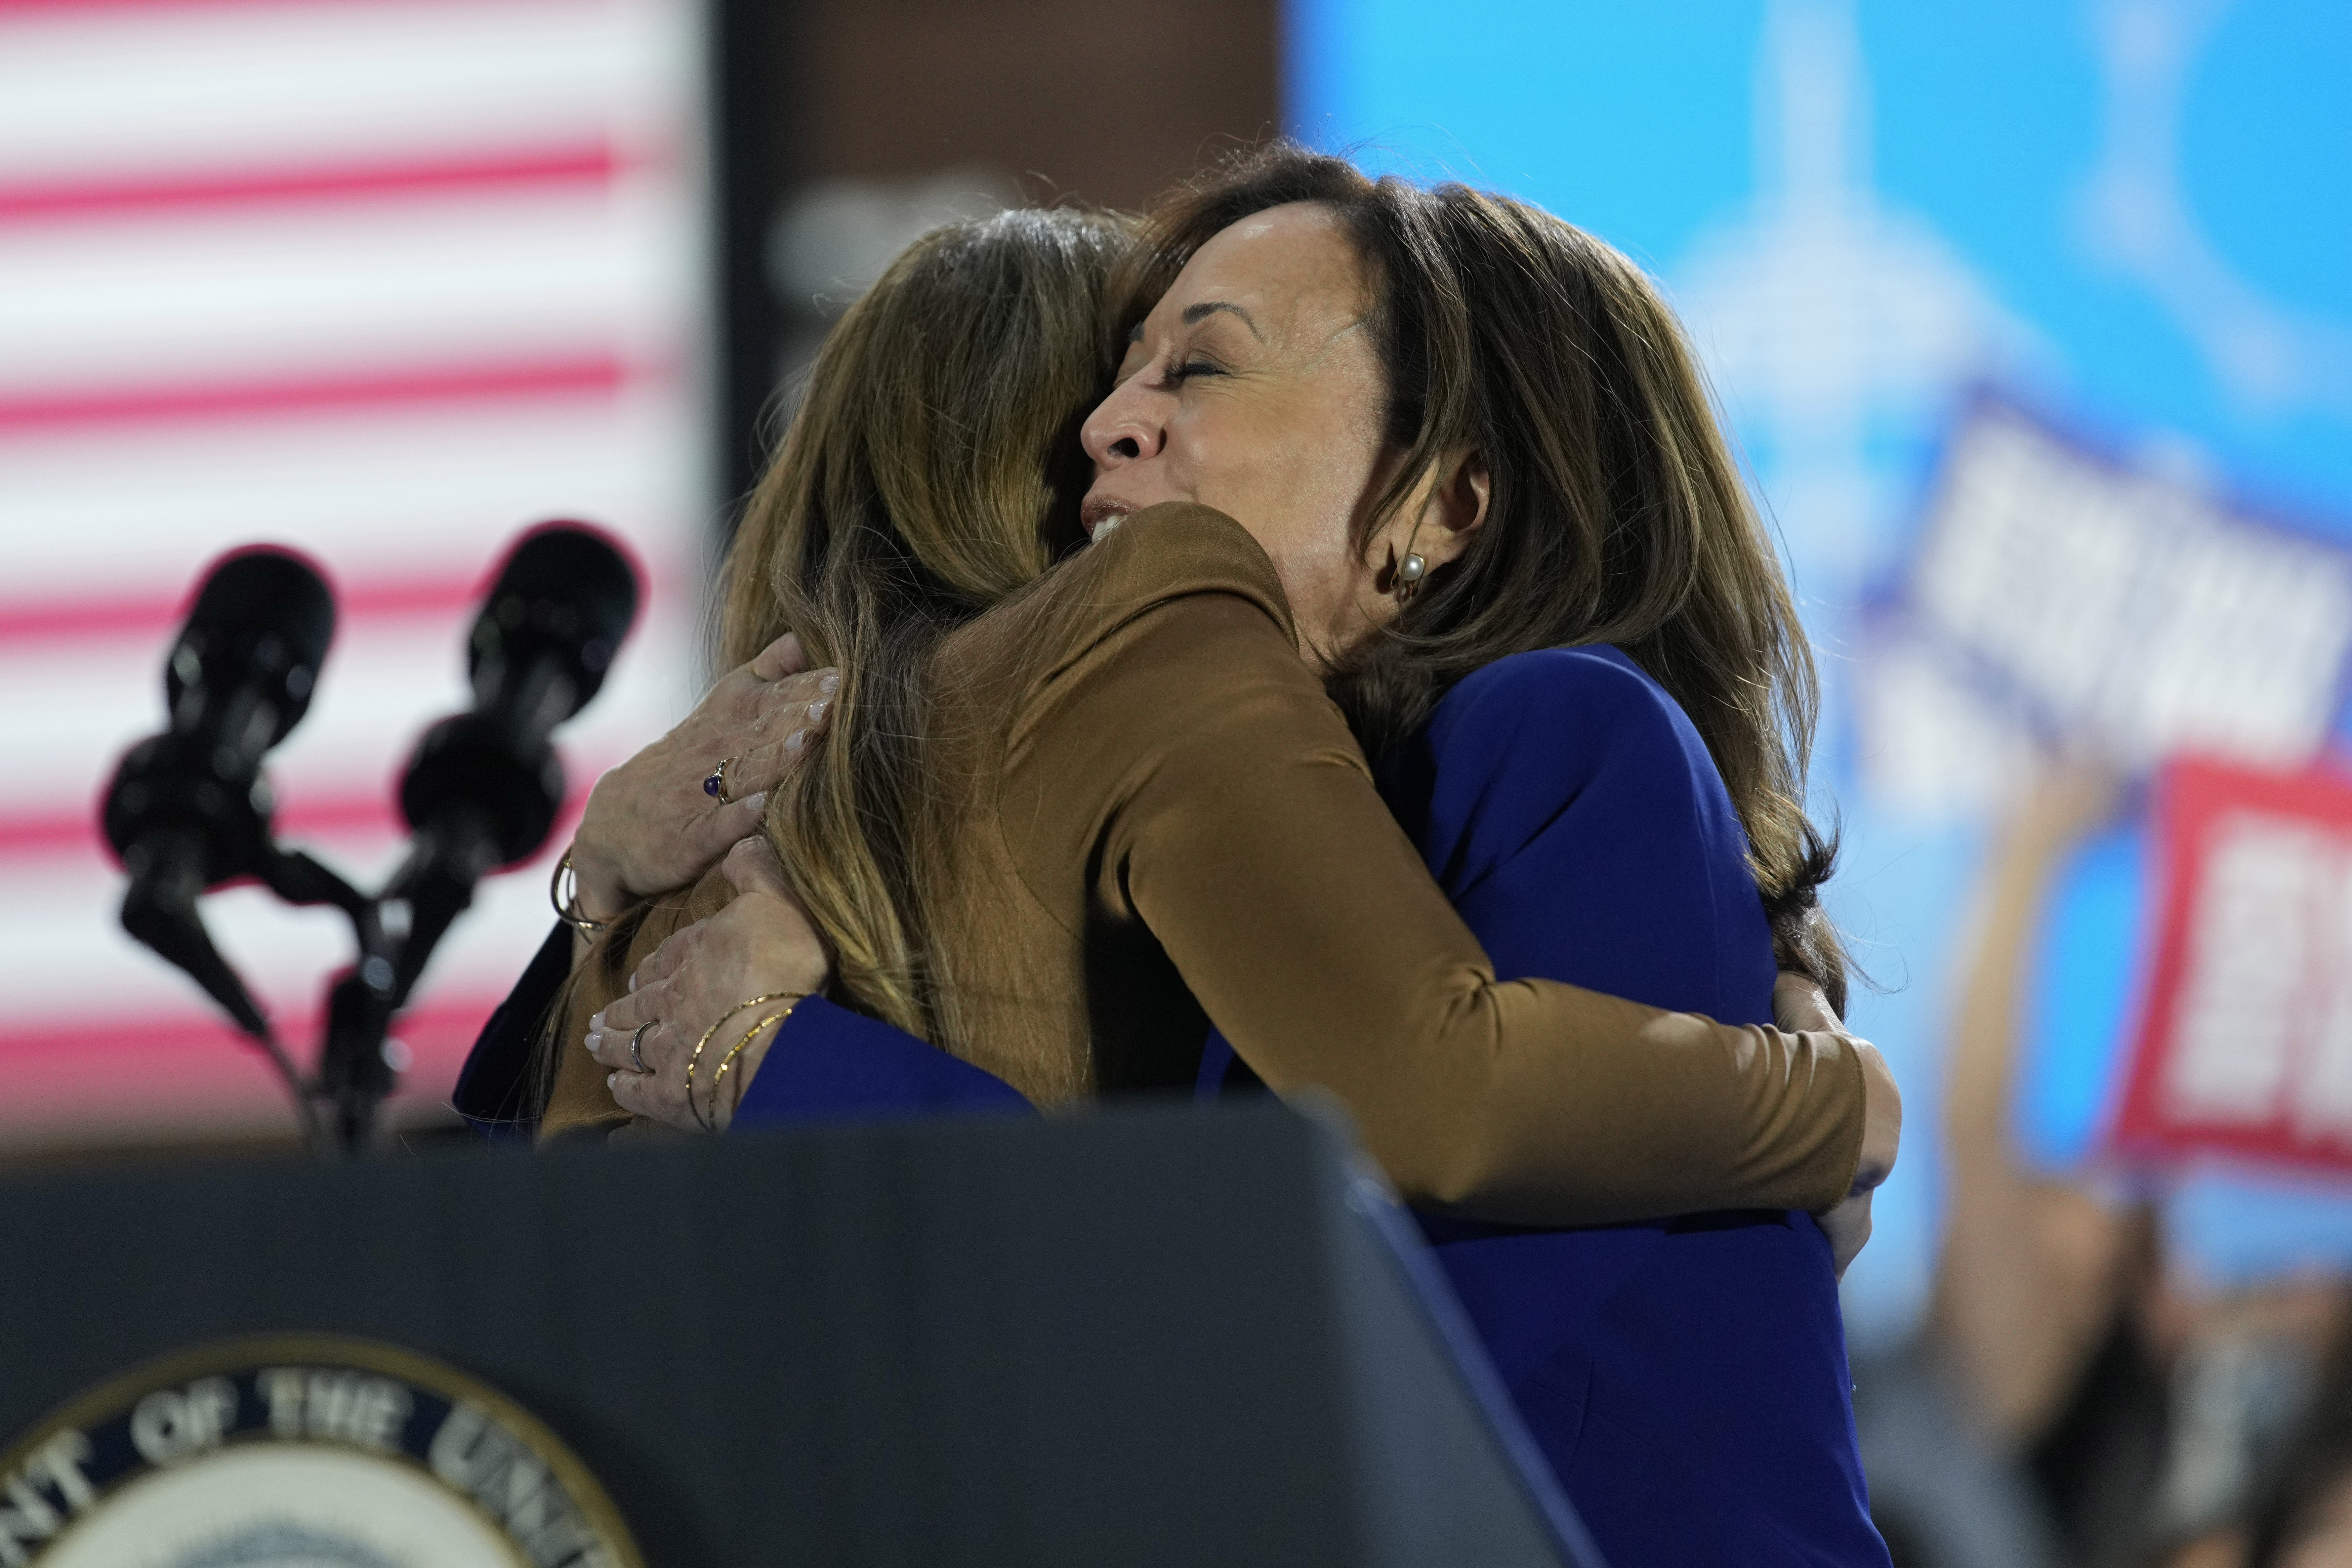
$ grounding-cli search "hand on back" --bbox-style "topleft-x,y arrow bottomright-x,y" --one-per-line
1775,971 -> 1900,1278
584,837 -> 834,1132
567,633 -> 839,919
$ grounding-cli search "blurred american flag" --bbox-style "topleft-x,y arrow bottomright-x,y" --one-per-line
0,0 -> 710,1151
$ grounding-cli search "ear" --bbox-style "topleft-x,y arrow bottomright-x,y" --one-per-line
1417,449 -> 1490,568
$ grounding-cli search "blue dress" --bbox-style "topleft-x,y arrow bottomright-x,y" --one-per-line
1200,647 -> 1886,1565
456,645 -> 1884,1564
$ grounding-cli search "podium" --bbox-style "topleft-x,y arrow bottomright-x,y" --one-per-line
0,1101 -> 1599,1566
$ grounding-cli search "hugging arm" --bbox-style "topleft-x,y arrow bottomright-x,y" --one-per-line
553,509 -> 1894,1228
1009,573 -> 1879,1226
564,632 -> 839,948
454,633 -> 840,1138
581,839 -> 1027,1132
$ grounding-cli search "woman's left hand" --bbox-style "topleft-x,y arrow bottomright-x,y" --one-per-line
584,838 -> 833,1132
567,632 -> 838,921
1775,971 -> 1899,1279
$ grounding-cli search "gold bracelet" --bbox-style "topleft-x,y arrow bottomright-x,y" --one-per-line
711,1001 -> 803,1125
549,852 -> 608,938
684,992 -> 804,1132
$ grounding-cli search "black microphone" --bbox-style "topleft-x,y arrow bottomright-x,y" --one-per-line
101,547 -> 337,1037
383,523 -> 639,999
397,523 -> 638,883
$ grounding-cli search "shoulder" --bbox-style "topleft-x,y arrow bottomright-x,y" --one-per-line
1016,505 -> 1340,772
1036,502 -> 1293,671
1434,645 -> 1700,769
937,502 -> 1296,714
979,510 -> 1367,843
1412,646 -> 1732,869
1077,501 -> 1288,608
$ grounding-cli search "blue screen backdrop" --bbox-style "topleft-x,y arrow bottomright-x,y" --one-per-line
1288,0 -> 2352,1346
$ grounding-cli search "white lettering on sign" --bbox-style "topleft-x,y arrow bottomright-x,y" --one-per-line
2166,816 -> 2317,1122
0,1429 -> 97,1567
1916,409 -> 2352,771
256,1367 -> 412,1451
128,1376 -> 238,1465
429,1401 -> 600,1566
0,1478 -> 59,1568
2161,812 -> 2352,1142
2299,939 -> 2352,1142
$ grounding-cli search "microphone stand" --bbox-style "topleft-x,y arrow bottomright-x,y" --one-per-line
113,525 -> 632,1156
112,796 -> 527,1156
312,806 -> 509,1153
253,844 -> 402,1157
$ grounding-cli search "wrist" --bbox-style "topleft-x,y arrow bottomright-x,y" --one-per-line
567,844 -> 629,922
747,906 -> 833,997
714,998 -> 800,1130
1850,1039 -> 1900,1195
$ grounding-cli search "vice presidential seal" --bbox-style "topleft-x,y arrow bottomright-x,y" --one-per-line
0,1335 -> 641,1567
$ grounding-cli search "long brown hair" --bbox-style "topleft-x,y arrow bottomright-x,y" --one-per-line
535,208 -> 1130,1107
717,207 -> 1133,1037
1122,144 -> 1847,1001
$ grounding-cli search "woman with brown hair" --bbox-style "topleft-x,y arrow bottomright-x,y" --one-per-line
471,150 -> 1894,1558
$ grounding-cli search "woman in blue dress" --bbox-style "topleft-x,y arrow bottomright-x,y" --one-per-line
1196,644 -> 1883,1562
477,146 -> 1896,1563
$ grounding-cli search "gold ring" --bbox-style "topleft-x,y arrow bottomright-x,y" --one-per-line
702,757 -> 742,805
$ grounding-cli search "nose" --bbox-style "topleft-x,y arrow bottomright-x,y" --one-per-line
1081,376 -> 1163,472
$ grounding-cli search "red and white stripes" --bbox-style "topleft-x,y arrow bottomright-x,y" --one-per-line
0,0 -> 709,1148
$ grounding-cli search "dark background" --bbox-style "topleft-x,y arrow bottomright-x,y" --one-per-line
711,0 -> 1281,511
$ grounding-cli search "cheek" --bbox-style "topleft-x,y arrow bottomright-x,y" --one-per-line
1165,401 -> 1260,485
1253,494 -> 1374,631
1163,397 -> 1382,599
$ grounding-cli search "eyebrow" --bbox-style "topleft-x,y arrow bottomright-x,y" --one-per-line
1181,300 -> 1264,340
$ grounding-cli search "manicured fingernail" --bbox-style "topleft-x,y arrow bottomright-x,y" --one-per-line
743,790 -> 767,810
583,1030 -> 600,1053
785,729 -> 805,752
819,673 -> 839,694
805,698 -> 829,722
606,1072 -> 618,1090
627,972 -> 638,992
588,1011 -> 605,1031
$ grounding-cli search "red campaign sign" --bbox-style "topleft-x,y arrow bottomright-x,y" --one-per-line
2114,756 -> 2352,1174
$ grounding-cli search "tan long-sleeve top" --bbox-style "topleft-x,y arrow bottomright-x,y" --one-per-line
546,502 -> 1866,1224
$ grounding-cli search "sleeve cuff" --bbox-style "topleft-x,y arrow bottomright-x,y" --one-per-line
731,995 -> 1035,1129
452,920 -> 574,1142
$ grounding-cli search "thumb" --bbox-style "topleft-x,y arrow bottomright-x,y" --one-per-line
751,632 -> 807,682
721,834 -> 793,899
1773,971 -> 1842,1036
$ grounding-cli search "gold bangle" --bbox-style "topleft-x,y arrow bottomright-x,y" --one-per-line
714,1005 -> 799,1087
550,852 -> 608,938
684,992 -> 804,1132
711,1001 -> 802,1123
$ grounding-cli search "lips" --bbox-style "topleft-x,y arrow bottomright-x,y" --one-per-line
1079,495 -> 1133,541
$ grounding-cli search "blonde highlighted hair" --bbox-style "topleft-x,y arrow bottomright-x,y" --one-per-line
715,208 -> 1134,1038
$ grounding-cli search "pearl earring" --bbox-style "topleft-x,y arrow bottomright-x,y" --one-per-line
1394,552 -> 1427,604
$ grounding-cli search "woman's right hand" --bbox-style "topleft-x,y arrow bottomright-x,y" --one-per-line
568,633 -> 838,919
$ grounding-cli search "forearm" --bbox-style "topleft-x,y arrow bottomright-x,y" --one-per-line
1944,821 -> 2076,1154
987,521 -> 1876,1226
540,876 -> 728,1140
1090,616 -> 1868,1223
1327,980 -> 1868,1225
1935,770 -> 2127,1437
